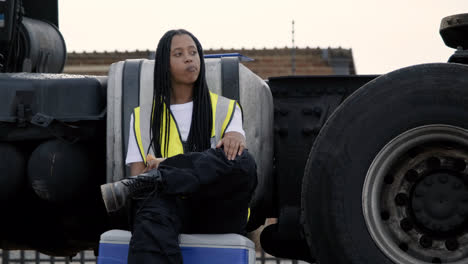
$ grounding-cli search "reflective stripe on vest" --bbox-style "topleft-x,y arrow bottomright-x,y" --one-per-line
133,91 -> 237,164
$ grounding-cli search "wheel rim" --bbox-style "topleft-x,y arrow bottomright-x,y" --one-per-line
363,125 -> 468,264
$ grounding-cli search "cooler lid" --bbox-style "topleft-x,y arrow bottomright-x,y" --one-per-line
179,234 -> 254,248
100,229 -> 132,243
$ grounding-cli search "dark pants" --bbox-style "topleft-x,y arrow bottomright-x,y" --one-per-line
127,148 -> 257,264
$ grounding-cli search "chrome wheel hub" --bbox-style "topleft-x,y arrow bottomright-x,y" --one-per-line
363,125 -> 468,263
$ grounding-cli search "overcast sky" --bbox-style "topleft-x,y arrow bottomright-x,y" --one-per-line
58,0 -> 467,74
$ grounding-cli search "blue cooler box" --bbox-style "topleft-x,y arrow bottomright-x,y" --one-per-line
97,230 -> 255,264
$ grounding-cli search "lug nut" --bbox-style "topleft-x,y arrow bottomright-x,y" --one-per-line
380,211 -> 390,221
395,193 -> 408,206
420,235 -> 433,248
405,169 -> 418,182
438,174 -> 448,184
424,176 -> 434,187
400,218 -> 413,232
445,238 -> 459,251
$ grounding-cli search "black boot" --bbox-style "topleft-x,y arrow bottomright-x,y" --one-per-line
100,169 -> 163,213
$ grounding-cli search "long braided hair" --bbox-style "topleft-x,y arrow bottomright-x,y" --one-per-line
150,29 -> 212,157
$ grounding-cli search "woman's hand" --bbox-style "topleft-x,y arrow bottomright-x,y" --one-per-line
216,131 -> 246,160
143,154 -> 166,172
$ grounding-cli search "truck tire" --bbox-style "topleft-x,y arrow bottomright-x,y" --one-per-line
301,63 -> 468,264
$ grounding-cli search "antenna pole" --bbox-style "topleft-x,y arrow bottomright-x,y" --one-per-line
292,20 -> 296,75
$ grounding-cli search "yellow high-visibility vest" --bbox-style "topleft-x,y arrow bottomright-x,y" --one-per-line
133,92 -> 238,164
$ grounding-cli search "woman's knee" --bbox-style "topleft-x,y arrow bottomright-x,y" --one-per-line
235,150 -> 257,184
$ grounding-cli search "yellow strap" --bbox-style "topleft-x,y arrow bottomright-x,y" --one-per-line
160,104 -> 184,158
209,92 -> 218,138
220,100 -> 236,138
133,107 -> 147,164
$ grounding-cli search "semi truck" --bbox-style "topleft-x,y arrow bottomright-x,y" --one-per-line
1,1 -> 468,263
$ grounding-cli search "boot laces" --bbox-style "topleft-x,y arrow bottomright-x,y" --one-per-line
122,176 -> 156,194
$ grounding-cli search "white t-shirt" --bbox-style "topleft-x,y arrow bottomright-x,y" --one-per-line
126,101 -> 245,164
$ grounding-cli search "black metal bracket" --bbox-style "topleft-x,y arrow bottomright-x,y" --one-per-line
448,48 -> 468,65
221,57 -> 240,102
30,112 -> 54,127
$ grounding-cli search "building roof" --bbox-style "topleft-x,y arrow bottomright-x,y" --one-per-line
63,47 -> 355,78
